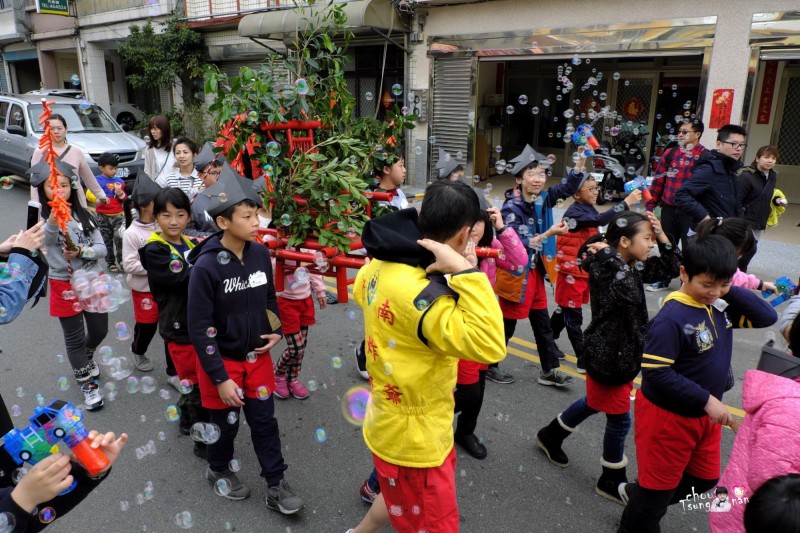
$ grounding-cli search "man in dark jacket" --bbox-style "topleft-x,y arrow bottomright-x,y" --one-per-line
675,124 -> 748,225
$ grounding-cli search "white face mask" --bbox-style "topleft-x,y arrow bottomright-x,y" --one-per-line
258,215 -> 272,230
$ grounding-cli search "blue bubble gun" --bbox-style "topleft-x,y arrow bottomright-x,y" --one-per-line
762,276 -> 797,307
571,125 -> 600,156
623,176 -> 653,203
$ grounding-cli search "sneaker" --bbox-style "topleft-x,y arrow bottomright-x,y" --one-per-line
132,352 -> 154,372
645,281 -> 669,292
108,264 -> 120,273
266,479 -> 305,515
538,369 -> 575,387
325,290 -> 338,305
576,359 -> 586,375
359,479 -> 378,504
354,342 -> 369,380
88,359 -> 101,378
81,380 -> 104,411
288,379 -> 310,400
619,482 -> 636,505
273,373 -> 290,399
486,366 -> 515,384
166,375 -> 182,391
206,466 -> 250,500
553,343 -> 566,360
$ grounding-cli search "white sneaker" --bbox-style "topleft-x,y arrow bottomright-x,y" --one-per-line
81,380 -> 104,411
89,360 -> 100,378
166,375 -> 182,391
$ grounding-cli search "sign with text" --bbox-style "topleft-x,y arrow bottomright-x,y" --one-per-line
756,62 -> 778,125
709,89 -> 734,129
36,0 -> 70,16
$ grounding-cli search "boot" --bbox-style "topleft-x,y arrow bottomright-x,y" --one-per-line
596,457 -> 629,505
535,415 -> 574,467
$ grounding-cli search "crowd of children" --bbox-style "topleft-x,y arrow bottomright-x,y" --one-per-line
8,122 -> 800,532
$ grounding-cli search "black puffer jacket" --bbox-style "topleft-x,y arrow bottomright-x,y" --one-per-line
739,165 -> 778,231
582,243 -> 681,385
675,150 -> 743,224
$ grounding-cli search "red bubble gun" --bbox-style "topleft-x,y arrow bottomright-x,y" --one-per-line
623,176 -> 653,203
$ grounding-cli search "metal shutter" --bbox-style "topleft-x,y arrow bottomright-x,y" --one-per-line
429,58 -> 476,180
0,62 -> 7,93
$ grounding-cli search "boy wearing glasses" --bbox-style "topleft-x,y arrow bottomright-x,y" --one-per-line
187,142 -> 224,238
551,175 -> 642,373
675,123 -> 747,226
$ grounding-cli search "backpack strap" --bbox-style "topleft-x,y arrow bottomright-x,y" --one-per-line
414,273 -> 459,346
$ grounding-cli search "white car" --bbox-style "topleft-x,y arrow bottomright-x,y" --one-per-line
25,89 -> 145,130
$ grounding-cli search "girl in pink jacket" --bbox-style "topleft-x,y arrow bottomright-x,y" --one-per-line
454,207 -> 527,459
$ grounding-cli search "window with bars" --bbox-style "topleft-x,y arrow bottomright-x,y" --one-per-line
777,76 -> 800,167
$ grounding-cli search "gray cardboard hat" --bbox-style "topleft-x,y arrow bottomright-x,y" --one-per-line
200,163 -> 261,218
194,142 -> 225,172
509,144 -> 546,176
434,148 -> 463,179
27,159 -> 77,188
131,170 -> 162,205
252,176 -> 268,196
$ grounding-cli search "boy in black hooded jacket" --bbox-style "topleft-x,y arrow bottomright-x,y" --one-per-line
187,164 -> 304,515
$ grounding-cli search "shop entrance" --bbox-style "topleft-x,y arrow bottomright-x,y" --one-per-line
774,63 -> 800,202
475,55 -> 703,179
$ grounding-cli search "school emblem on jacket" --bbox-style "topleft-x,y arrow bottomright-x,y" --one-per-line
695,321 -> 714,352
366,270 -> 379,305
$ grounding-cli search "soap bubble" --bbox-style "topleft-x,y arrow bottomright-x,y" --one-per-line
307,380 -> 318,391
113,321 -> 131,341
331,356 -> 343,369
505,105 -> 515,115
56,376 -> 69,391
205,346 -> 215,355
10,405 -> 21,417
119,501 -> 129,512
428,136 -> 436,144
683,324 -> 695,335
228,459 -> 241,472
215,478 -> 231,497
635,261 -> 645,271
179,379 -> 193,394
169,259 -> 183,273
140,376 -> 156,394
616,218 -> 628,228
108,357 -> 133,380
546,154 -> 557,165
532,107 -> 540,115
247,111 -> 258,122
518,94 -> 528,105
159,389 -> 171,400
38,508 -> 55,524
141,298 -> 154,311
227,411 -> 238,425
266,141 -> 282,157
414,145 -> 423,155
343,386 -> 371,426
543,99 -> 550,107
294,267 -> 310,284
0,177 -> 13,191
391,83 -> 403,96
256,385 -> 270,400
295,78 -> 310,95
415,298 -> 429,311
280,214 -> 292,226
314,428 -> 327,443
613,72 -> 621,80
127,376 -> 140,393
365,91 -> 374,101
165,405 -> 181,422
190,423 -> 221,445
158,431 -> 166,441
175,511 -> 193,529
246,351 -> 257,363
216,251 -> 230,265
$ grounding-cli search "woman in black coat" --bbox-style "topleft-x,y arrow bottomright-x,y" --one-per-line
738,145 -> 784,271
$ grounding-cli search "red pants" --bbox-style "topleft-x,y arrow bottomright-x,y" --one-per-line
373,448 -> 459,533
634,393 -> 722,490
196,352 -> 277,410
167,342 -> 199,384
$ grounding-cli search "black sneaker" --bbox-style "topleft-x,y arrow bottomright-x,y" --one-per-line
486,366 -> 515,384
538,369 -> 574,387
266,479 -> 305,515
193,442 -> 206,460
553,343 -> 566,360
206,466 -> 250,500
354,341 -> 368,381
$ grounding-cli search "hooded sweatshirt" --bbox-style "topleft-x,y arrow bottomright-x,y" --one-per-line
122,219 -> 158,293
186,235 -> 280,384
139,233 -> 196,343
354,208 -> 506,468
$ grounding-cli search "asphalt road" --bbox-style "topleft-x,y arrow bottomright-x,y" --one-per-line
0,184 -> 787,533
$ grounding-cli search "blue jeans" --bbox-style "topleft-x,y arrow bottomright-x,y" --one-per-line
559,396 -> 631,464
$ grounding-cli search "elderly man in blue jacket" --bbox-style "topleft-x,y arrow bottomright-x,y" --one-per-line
675,124 -> 748,226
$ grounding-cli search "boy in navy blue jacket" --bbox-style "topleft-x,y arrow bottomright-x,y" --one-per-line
187,164 -> 304,515
618,235 -> 777,532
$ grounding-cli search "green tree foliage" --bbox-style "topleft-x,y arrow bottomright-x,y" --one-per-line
204,1 -> 415,251
117,11 -> 205,92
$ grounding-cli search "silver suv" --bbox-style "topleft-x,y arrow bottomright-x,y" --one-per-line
0,93 -> 146,186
